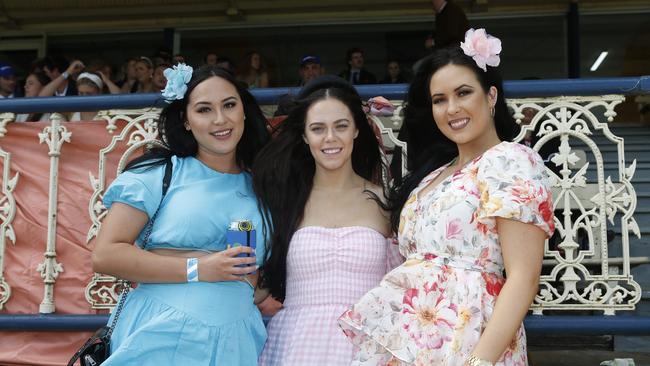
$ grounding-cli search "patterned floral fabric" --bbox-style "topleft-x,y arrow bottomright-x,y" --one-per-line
338,141 -> 555,365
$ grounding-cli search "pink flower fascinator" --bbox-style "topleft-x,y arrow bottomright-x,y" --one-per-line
460,28 -> 502,72
366,96 -> 395,117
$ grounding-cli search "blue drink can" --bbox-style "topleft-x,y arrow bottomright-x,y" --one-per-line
226,220 -> 256,273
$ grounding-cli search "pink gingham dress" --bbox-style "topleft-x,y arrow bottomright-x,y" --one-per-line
259,226 -> 403,366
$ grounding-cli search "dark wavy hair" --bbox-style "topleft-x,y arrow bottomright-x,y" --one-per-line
30,71 -> 51,88
25,71 -> 51,121
238,51 -> 266,78
125,65 -> 270,172
389,46 -> 519,233
253,79 -> 384,301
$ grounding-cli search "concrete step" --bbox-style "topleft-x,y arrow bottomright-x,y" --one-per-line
528,350 -> 650,365
585,150 -> 650,164
583,145 -> 650,153
581,169 -> 650,182
567,136 -> 650,145
609,124 -> 650,133
631,180 -> 650,192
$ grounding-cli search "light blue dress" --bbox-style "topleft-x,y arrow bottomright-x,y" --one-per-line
101,155 -> 267,366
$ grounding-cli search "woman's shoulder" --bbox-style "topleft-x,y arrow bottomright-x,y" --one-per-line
481,141 -> 545,167
478,141 -> 549,182
118,155 -> 187,183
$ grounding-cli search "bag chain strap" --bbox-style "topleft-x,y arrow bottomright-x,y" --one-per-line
106,158 -> 171,338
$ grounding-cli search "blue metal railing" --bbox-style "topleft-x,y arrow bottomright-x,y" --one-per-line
0,76 -> 648,113
2,314 -> 650,335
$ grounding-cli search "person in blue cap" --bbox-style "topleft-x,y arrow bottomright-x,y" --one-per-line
0,63 -> 17,98
298,55 -> 322,86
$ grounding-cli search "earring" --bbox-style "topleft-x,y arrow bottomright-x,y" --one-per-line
490,106 -> 495,117
184,123 -> 191,131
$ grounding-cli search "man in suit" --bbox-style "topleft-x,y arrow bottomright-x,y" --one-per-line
339,47 -> 376,85
432,0 -> 469,49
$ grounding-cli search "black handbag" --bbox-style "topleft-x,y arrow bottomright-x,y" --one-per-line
67,282 -> 127,366
68,159 -> 172,366
68,326 -> 110,366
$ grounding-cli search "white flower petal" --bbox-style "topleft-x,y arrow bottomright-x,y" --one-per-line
486,55 -> 500,67
473,56 -> 487,71
460,42 -> 476,56
488,38 -> 502,54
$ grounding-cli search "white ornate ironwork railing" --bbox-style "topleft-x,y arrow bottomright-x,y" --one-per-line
0,89 -> 647,316
85,109 -> 163,310
508,96 -> 642,314
0,113 -> 18,311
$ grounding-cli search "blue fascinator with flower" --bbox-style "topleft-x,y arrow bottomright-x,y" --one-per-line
162,63 -> 193,102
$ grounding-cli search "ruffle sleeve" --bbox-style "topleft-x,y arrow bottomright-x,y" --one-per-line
476,142 -> 555,237
102,165 -> 166,219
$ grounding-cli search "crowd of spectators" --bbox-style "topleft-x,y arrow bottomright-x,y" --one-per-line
0,48 -> 417,121
0,48 -> 412,94
0,0 -> 471,122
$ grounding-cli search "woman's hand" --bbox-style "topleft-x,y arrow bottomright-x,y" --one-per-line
198,246 -> 257,282
98,71 -> 121,94
66,60 -> 85,76
257,296 -> 283,316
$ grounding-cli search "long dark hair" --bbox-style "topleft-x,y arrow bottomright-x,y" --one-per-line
238,51 -> 266,78
389,46 -> 519,232
26,71 -> 51,121
125,65 -> 270,172
253,80 -> 384,301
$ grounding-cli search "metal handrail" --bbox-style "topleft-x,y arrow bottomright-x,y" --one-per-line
2,314 -> 650,335
0,76 -> 648,113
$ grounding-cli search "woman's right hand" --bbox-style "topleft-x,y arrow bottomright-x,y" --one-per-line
66,60 -> 85,76
198,246 -> 257,282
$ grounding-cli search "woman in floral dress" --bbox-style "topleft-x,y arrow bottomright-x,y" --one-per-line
339,29 -> 555,366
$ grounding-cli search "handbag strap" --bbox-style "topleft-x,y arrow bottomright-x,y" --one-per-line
107,157 -> 173,336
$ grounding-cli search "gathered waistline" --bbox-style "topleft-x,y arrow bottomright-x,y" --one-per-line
406,252 -> 503,274
281,302 -> 353,309
129,282 -> 259,327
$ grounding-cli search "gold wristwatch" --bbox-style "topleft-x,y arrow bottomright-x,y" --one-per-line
467,355 -> 493,366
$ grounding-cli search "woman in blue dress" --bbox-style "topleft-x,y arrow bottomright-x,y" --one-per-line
92,65 -> 271,365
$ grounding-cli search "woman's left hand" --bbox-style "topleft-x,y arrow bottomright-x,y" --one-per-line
257,296 -> 283,316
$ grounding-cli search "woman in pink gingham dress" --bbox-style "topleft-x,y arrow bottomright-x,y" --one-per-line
253,76 -> 403,366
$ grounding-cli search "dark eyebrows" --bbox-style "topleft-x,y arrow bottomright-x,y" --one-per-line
455,84 -> 473,91
308,118 -> 350,127
192,95 -> 237,107
431,84 -> 474,98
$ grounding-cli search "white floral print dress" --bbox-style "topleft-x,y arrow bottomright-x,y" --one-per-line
338,142 -> 555,365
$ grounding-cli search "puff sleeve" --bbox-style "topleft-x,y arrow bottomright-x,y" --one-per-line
102,165 -> 165,219
476,142 -> 555,237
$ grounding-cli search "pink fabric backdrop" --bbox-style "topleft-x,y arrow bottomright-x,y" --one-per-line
0,120 -> 129,365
